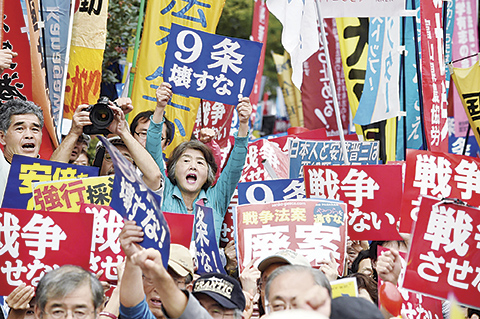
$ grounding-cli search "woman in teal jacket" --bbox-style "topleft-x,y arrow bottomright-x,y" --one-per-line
146,82 -> 252,243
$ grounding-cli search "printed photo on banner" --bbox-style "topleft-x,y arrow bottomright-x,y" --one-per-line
163,23 -> 263,106
403,196 -> 480,309
304,164 -> 402,241
2,155 -> 98,210
81,204 -> 125,284
98,136 -> 171,268
235,199 -> 347,275
237,178 -> 305,205
194,205 -> 226,275
400,149 -> 480,233
288,139 -> 380,179
33,176 -> 113,212
0,208 -> 93,295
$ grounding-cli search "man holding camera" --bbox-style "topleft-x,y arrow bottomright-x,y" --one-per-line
51,98 -> 162,192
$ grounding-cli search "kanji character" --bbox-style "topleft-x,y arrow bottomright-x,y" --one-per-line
161,0 -> 210,28
79,0 -> 103,15
283,179 -> 305,200
169,64 -> 193,88
244,225 -> 290,266
275,208 -> 290,222
86,183 -> 112,205
195,208 -> 209,247
19,163 -> 52,194
454,159 -> 480,200
210,102 -> 226,125
119,177 -> 135,214
413,154 -> 452,197
290,208 -> 306,222
93,207 -> 123,254
258,210 -> 274,224
60,181 -> 86,209
306,168 -> 340,200
423,205 -> 472,256
0,211 -> 21,258
243,211 -> 258,225
296,224 -> 340,264
21,213 -> 67,259
208,38 -> 244,74
39,185 -> 63,211
341,168 -> 379,207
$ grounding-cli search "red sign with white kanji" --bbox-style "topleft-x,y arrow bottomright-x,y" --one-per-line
304,164 -> 403,240
377,246 -> 444,319
240,139 -> 289,182
0,208 -> 93,295
400,149 -> 480,233
403,196 -> 480,308
236,199 -> 347,275
81,204 -> 125,284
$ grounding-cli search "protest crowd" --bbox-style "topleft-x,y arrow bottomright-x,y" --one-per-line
1,0 -> 480,319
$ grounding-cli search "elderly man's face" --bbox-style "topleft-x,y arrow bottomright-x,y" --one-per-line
0,114 -> 42,162
267,270 -> 331,317
99,145 -> 134,176
35,283 -> 96,319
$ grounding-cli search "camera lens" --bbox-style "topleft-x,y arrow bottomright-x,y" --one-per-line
90,104 -> 114,129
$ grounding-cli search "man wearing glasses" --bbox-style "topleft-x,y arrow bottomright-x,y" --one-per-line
34,265 -> 104,319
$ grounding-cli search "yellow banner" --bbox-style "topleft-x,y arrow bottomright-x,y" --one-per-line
63,0 -> 109,118
451,63 -> 480,148
272,51 -> 303,127
130,0 -> 225,155
337,18 -> 396,162
33,176 -> 113,212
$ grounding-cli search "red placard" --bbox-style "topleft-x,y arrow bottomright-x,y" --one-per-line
163,211 -> 194,248
236,199 -> 347,275
304,164 -> 402,240
80,204 -> 125,284
240,139 -> 289,182
193,100 -> 235,148
0,208 -> 93,295
403,196 -> 480,308
377,246 -> 444,319
400,149 -> 480,233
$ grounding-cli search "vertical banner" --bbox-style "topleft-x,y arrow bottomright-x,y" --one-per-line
193,205 -> 226,275
452,0 -> 478,137
25,0 -> 58,153
1,0 -> 32,102
63,0 -> 109,119
272,51 -> 303,127
250,0 -> 269,125
420,0 -> 448,152
41,0 -> 71,130
397,0 -> 423,160
404,196 -> 480,309
302,18 -> 349,135
451,61 -> 480,148
129,0 -> 225,156
354,17 -> 401,126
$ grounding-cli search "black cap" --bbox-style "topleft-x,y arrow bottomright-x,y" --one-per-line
193,273 -> 246,311
330,296 -> 384,319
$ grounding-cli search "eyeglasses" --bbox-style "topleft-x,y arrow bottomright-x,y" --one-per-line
44,309 -> 94,319
205,305 -> 236,319
134,131 -> 147,139
266,300 -> 294,313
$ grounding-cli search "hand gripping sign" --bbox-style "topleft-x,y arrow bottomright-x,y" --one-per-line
164,23 -> 263,106
98,136 -> 170,268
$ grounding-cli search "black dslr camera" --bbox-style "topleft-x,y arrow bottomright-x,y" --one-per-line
83,97 -> 114,135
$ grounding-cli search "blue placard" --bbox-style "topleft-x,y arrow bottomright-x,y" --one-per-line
237,178 -> 306,205
194,205 -> 226,275
288,140 -> 380,179
98,136 -> 170,268
164,23 -> 263,105
2,155 -> 98,209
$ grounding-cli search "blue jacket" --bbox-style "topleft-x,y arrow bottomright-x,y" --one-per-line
146,116 -> 248,243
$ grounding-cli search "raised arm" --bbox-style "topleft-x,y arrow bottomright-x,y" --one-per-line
236,97 -> 252,138
107,105 -> 162,190
50,105 -> 91,163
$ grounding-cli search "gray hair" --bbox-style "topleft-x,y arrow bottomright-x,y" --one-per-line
265,265 -> 332,301
0,99 -> 44,132
35,265 -> 104,313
